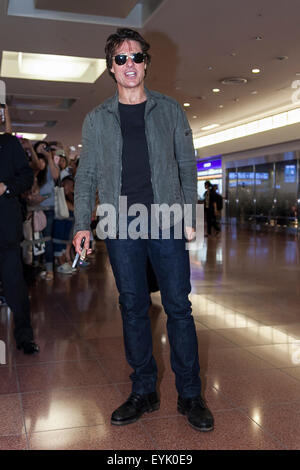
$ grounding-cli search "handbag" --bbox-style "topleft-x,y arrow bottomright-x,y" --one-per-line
33,210 -> 47,232
54,185 -> 69,219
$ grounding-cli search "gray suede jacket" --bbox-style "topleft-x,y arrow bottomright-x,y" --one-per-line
74,87 -> 197,235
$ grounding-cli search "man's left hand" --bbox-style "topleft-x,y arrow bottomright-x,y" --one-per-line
185,226 -> 196,241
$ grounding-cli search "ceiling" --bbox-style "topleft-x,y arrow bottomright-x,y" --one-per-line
34,0 -> 140,18
1,0 -> 300,153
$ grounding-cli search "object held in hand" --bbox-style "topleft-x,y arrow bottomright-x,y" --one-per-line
72,236 -> 86,269
79,248 -> 86,263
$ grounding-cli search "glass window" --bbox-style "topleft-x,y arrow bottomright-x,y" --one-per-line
237,165 -> 255,223
226,169 -> 238,219
274,160 -> 297,226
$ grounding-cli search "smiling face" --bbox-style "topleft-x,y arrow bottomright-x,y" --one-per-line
110,39 -> 146,93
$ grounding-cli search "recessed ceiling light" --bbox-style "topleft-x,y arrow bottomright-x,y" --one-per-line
212,88 -> 220,93
193,115 -> 197,119
219,105 -> 224,108
255,36 -> 263,40
1,51 -> 106,83
221,77 -> 247,85
201,124 -> 220,131
78,144 -> 82,148
183,103 -> 191,107
252,68 -> 261,74
276,56 -> 288,61
251,90 -> 258,94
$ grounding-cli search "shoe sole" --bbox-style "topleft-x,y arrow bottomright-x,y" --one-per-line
177,406 -> 214,432
111,402 -> 160,426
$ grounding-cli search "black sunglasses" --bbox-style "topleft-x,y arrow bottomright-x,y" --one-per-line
113,52 -> 146,66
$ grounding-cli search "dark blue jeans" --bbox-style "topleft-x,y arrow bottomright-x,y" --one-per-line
105,222 -> 201,398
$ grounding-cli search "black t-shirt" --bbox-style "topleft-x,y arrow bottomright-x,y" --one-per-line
119,101 -> 154,210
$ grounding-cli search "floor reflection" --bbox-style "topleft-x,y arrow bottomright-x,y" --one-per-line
1,229 -> 300,449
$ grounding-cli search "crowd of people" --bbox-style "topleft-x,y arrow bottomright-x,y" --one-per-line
1,105 -> 93,283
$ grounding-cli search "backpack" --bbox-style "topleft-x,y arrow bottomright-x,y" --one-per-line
216,193 -> 223,211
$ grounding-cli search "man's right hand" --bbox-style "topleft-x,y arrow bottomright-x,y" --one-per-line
73,230 -> 92,255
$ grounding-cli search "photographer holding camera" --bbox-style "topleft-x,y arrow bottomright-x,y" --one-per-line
20,138 -> 44,172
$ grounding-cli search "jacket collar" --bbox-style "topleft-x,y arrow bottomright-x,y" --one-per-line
105,86 -> 157,116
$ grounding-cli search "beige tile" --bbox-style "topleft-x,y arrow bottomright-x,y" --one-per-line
245,344 -> 300,368
143,411 -> 282,450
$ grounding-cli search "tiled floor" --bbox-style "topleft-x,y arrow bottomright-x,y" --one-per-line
1,227 -> 300,449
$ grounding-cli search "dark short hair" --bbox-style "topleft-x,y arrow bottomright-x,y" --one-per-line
61,175 -> 74,184
33,140 -> 48,153
105,28 -> 151,82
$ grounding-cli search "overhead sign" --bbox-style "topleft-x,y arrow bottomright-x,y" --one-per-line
197,156 -> 222,172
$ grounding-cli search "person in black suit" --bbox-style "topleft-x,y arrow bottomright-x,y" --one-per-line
0,132 -> 39,354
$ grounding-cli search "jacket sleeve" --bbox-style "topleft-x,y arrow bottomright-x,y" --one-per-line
2,135 -> 33,196
74,112 -> 98,234
174,104 -> 197,228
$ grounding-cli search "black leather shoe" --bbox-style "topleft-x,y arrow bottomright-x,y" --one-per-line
111,392 -> 160,426
178,395 -> 214,432
17,341 -> 39,355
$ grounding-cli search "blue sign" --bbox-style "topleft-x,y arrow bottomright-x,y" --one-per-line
284,164 -> 296,183
197,156 -> 222,172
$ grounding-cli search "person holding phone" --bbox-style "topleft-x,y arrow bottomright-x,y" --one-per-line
0,132 -> 39,354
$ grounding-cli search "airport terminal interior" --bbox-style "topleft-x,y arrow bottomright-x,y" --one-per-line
1,0 -> 300,451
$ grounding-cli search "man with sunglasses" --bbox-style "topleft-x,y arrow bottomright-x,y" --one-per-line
73,28 -> 214,432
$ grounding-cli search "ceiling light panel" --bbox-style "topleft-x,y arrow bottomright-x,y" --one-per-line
193,108 -> 300,149
13,132 -> 47,140
201,124 -> 220,130
1,51 -> 106,83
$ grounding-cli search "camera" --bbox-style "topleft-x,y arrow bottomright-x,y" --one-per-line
44,144 -> 51,152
